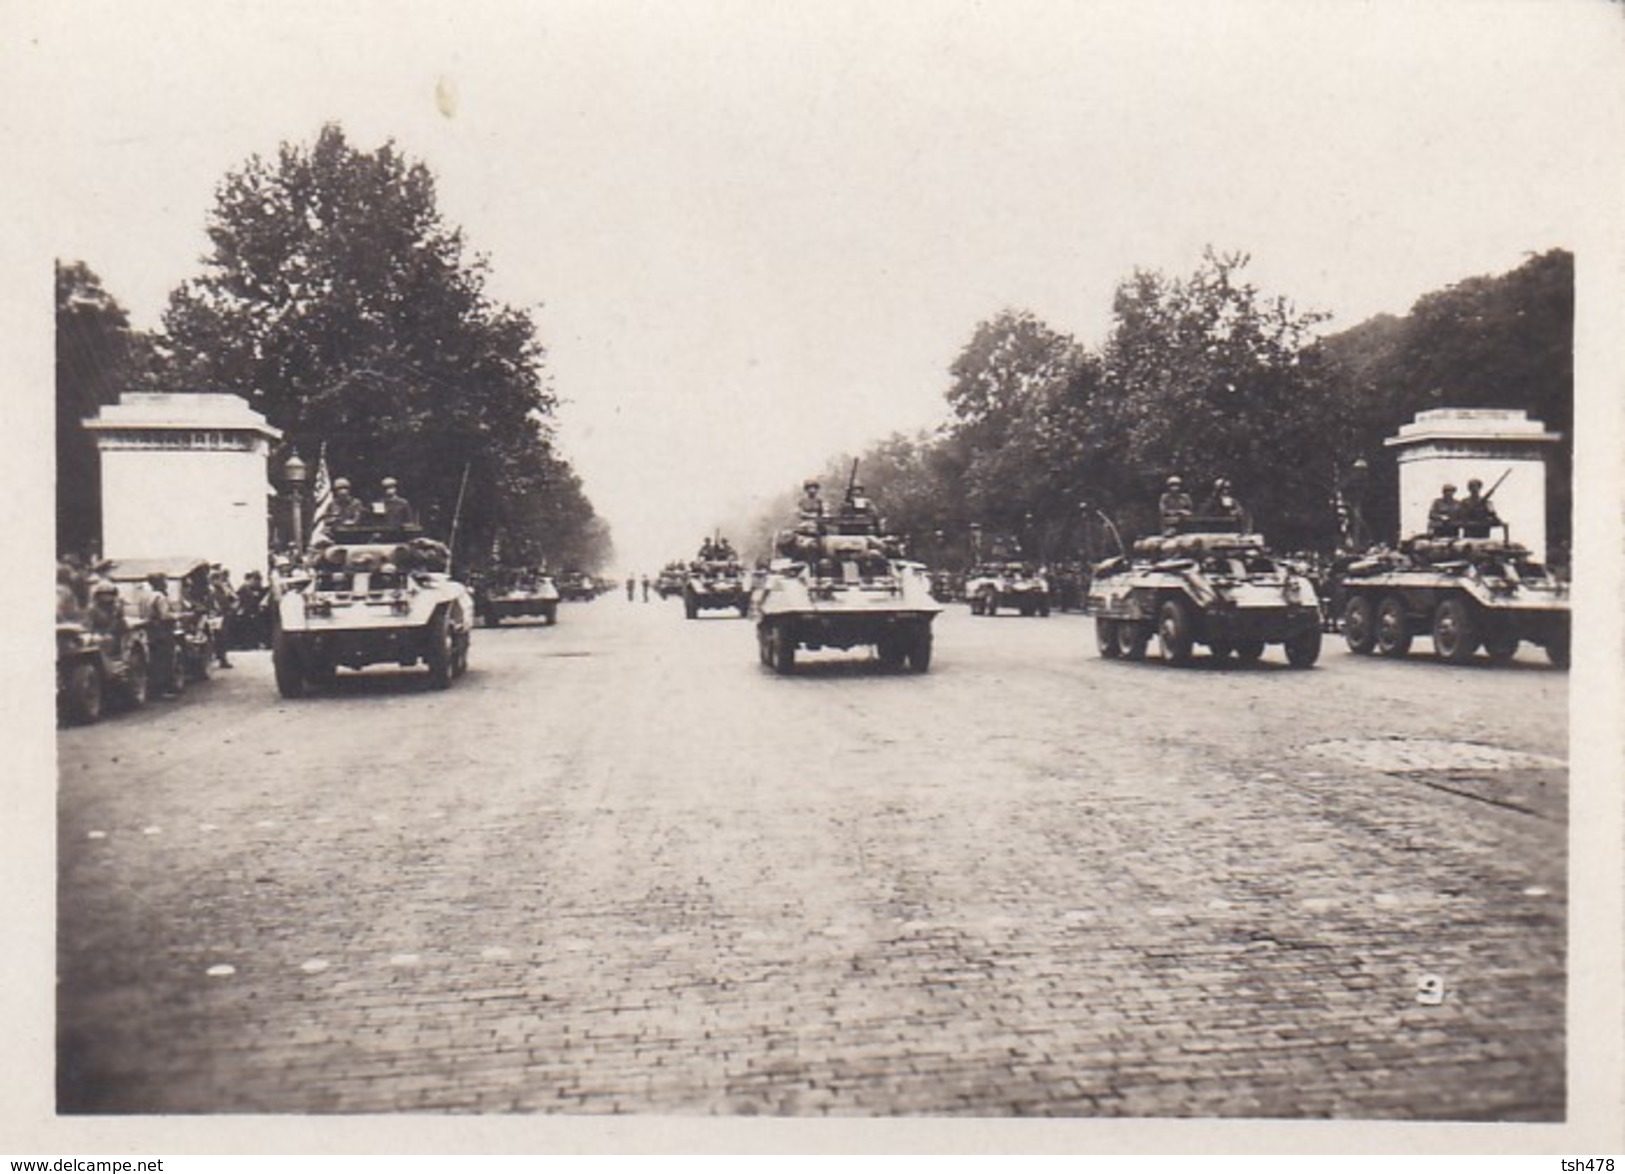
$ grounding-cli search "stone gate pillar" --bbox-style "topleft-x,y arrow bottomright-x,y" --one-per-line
1384,408 -> 1560,559
84,392 -> 282,582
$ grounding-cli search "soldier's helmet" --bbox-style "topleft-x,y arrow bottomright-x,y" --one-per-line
1467,478 -> 1483,491
803,479 -> 819,490
334,477 -> 351,491
1166,475 -> 1182,487
91,578 -> 118,598
382,476 -> 399,489
1442,483 -> 1457,493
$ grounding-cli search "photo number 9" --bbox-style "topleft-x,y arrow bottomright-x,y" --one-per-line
1416,974 -> 1445,1006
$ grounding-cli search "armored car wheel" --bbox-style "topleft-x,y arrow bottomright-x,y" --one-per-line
1208,641 -> 1233,662
684,593 -> 699,620
769,624 -> 796,674
304,655 -> 337,689
1431,597 -> 1478,665
271,630 -> 305,699
1284,626 -> 1322,668
906,627 -> 932,673
1376,595 -> 1413,658
1116,622 -> 1150,661
877,634 -> 907,669
425,610 -> 454,689
1095,618 -> 1121,659
543,603 -> 557,626
1233,639 -> 1265,665
1342,595 -> 1377,655
1037,601 -> 1050,617
1156,599 -> 1195,666
1545,635 -> 1570,669
63,663 -> 103,725
1483,635 -> 1519,664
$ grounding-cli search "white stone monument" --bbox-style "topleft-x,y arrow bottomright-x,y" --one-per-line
1384,408 -> 1561,558
84,392 -> 282,581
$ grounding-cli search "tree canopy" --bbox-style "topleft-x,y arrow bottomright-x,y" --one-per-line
56,261 -> 153,556
748,248 -> 1572,566
160,124 -> 611,570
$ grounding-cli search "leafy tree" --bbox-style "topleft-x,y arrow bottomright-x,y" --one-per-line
159,124 -> 607,568
55,261 -> 152,556
1315,249 -> 1573,552
1097,249 -> 1333,545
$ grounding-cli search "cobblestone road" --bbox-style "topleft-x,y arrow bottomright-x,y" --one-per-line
56,599 -> 1568,1117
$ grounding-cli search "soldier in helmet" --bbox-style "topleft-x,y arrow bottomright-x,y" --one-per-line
797,480 -> 825,522
1427,483 -> 1461,538
372,477 -> 416,526
1458,478 -> 1501,539
321,477 -> 365,528
85,579 -> 126,643
1158,475 -> 1194,534
1202,478 -> 1247,528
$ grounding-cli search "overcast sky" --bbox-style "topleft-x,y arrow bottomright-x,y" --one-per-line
11,0 -> 1623,571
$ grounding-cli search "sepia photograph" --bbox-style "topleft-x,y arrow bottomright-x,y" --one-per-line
7,0 -> 1623,1157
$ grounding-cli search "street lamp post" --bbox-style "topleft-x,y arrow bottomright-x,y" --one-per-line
283,449 -> 308,554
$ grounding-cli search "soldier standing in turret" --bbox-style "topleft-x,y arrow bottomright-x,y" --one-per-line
798,480 -> 825,522
373,477 -> 416,526
1158,475 -> 1193,533
1458,478 -> 1501,539
1428,483 -> 1461,538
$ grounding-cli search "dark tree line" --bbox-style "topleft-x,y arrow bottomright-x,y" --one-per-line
57,124 -> 612,572
755,248 -> 1572,568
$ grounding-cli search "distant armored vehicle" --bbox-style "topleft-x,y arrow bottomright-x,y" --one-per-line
655,563 -> 687,600
473,567 -> 559,627
965,562 -> 1051,616
683,553 -> 750,619
556,570 -> 598,602
753,475 -> 941,673
1087,518 -> 1322,667
271,522 -> 472,696
1335,534 -> 1569,666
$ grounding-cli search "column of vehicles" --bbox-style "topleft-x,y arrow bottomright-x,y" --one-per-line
56,556 -> 224,725
57,471 -> 1570,722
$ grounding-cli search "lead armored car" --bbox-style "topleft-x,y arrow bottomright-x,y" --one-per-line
753,502 -> 941,673
1087,517 -> 1322,667
271,522 -> 473,696
1335,532 -> 1569,666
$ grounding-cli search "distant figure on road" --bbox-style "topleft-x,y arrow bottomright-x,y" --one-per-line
1427,483 -> 1461,538
641,575 -> 650,602
626,575 -> 636,601
372,477 -> 416,526
1158,475 -> 1193,534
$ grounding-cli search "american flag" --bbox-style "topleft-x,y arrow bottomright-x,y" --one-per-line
309,442 -> 333,544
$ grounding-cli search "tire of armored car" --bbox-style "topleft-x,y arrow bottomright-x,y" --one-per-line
1156,598 -> 1195,666
1233,639 -> 1265,665
1431,596 -> 1478,665
272,628 -> 305,699
1116,621 -> 1149,661
1342,595 -> 1377,655
906,627 -> 932,673
1376,594 -> 1413,658
1283,625 -> 1322,668
1096,618 -> 1121,659
425,608 -> 455,690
